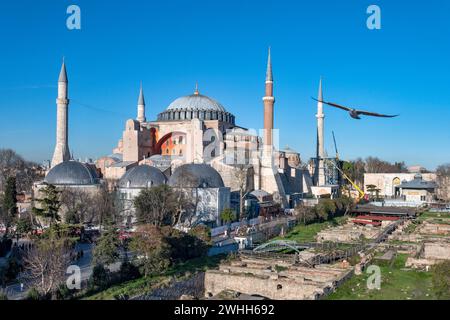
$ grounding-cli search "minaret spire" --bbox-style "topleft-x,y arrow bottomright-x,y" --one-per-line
315,76 -> 326,186
266,47 -> 273,82
263,47 -> 275,146
51,59 -> 71,167
137,82 -> 146,123
58,58 -> 68,83
318,76 -> 323,103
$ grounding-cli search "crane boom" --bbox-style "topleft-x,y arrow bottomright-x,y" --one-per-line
332,131 -> 339,160
326,131 -> 365,200
331,161 -> 365,199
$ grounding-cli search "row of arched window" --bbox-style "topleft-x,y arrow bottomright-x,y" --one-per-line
158,110 -> 235,124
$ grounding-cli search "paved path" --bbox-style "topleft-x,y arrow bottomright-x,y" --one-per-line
76,242 -> 94,282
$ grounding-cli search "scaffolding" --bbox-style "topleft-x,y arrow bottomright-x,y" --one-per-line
310,157 -> 341,186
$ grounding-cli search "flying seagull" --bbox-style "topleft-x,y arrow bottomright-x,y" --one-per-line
312,97 -> 399,120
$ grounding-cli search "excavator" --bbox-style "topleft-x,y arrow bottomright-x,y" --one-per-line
325,131 -> 366,202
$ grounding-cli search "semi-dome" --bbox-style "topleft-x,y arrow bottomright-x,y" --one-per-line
118,165 -> 167,189
45,161 -> 99,186
168,163 -> 224,188
157,90 -> 235,125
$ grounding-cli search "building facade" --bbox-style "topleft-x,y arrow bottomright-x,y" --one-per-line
364,173 -> 437,198
102,49 -> 309,210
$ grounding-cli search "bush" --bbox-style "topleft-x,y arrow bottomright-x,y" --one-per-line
54,283 -> 75,300
25,288 -> 43,300
294,205 -> 316,225
313,197 -> 353,222
131,225 -> 172,277
189,225 -> 212,245
0,292 -> 7,300
113,293 -> 129,300
166,227 -> 210,262
220,209 -> 236,224
432,261 -> 450,299
314,199 -> 336,221
88,264 -> 111,291
15,217 -> 33,236
119,261 -> 141,282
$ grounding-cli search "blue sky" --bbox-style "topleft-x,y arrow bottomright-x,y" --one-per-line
0,0 -> 449,169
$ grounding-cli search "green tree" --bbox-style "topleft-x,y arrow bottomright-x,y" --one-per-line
432,261 -> 450,299
188,224 -> 211,245
1,177 -> 17,235
92,226 -> 121,266
314,199 -> 336,221
220,208 -> 236,225
165,226 -> 211,262
295,205 -> 316,225
16,216 -> 33,236
32,183 -> 61,226
133,185 -> 177,226
130,225 -> 171,276
342,159 -> 365,188
88,264 -> 111,291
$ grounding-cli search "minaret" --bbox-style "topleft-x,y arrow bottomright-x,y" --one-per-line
137,82 -> 146,122
263,47 -> 275,147
51,60 -> 71,167
316,77 -> 326,186
259,48 -> 288,207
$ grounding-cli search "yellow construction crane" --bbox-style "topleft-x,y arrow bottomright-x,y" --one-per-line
330,131 -> 366,201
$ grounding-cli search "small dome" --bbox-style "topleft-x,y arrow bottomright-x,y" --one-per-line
45,161 -> 99,185
282,146 -> 298,154
250,190 -> 271,198
168,163 -> 224,188
414,173 -> 423,180
118,165 -> 166,189
166,94 -> 226,112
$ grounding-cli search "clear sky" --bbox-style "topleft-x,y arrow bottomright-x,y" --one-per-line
0,0 -> 449,169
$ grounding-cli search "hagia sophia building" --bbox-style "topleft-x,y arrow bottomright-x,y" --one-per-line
37,49 -> 319,228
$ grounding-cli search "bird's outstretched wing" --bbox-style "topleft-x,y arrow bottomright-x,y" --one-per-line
311,97 -> 351,111
356,110 -> 399,118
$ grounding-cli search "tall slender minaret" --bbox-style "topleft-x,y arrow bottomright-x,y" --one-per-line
263,47 -> 275,147
259,48 -> 287,207
316,77 -> 326,186
51,60 -> 71,167
137,82 -> 146,122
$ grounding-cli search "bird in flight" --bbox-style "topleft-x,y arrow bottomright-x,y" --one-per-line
312,97 -> 399,120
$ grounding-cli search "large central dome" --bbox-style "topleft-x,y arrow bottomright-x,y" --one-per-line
166,94 -> 226,112
157,89 -> 235,125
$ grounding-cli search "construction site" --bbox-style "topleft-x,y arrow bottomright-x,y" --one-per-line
200,206 -> 450,300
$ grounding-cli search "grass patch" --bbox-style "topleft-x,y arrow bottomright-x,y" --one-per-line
418,211 -> 450,222
327,254 -> 436,300
403,222 -> 419,234
83,275 -> 163,300
277,216 -> 348,243
82,255 -> 226,300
